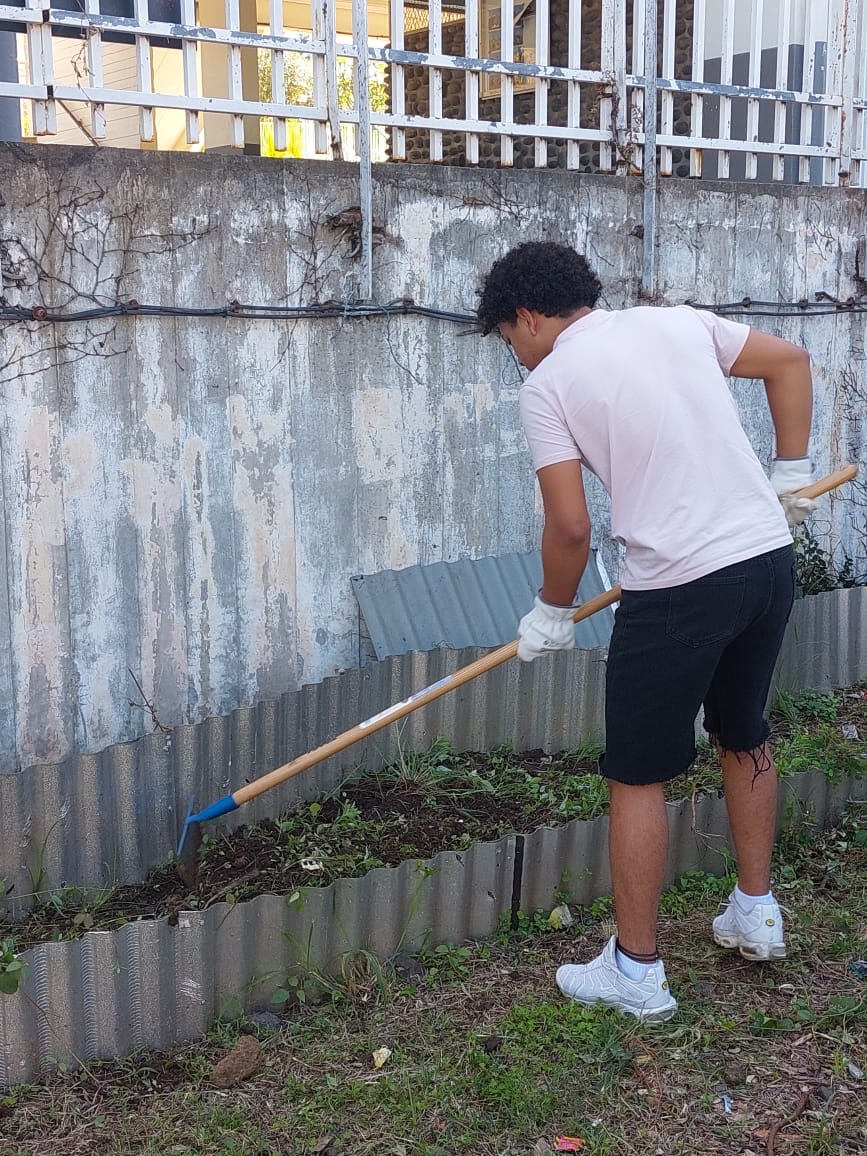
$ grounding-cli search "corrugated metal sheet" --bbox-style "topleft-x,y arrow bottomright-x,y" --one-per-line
1,587 -> 864,910
0,647 -> 607,907
351,548 -> 615,660
519,770 -> 867,912
2,764 -> 864,1088
0,836 -> 516,1087
776,584 -> 867,691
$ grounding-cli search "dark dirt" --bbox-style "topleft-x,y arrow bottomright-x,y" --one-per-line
2,748 -> 602,950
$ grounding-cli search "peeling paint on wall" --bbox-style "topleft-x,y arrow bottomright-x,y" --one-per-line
0,147 -> 865,770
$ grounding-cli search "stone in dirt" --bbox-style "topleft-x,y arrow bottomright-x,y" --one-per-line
246,1011 -> 282,1031
210,1035 -> 265,1088
723,1061 -> 747,1086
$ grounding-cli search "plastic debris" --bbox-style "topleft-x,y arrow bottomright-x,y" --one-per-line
849,960 -> 867,981
848,1062 -> 863,1081
722,1094 -> 733,1114
300,858 -> 324,872
372,1046 -> 392,1070
841,723 -> 859,740
554,1138 -> 586,1152
548,904 -> 574,930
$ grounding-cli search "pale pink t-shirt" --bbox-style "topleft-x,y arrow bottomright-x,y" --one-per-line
519,305 -> 793,590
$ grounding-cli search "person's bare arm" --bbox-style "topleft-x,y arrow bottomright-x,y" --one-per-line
536,460 -> 592,605
729,329 -> 813,459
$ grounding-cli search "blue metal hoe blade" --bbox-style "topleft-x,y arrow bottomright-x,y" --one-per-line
177,793 -> 240,855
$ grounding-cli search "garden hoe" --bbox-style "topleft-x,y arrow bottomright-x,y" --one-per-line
176,464 -> 858,888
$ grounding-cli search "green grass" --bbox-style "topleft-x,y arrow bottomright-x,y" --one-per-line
2,806 -> 866,1156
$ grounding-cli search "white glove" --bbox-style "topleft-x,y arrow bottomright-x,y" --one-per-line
517,596 -> 577,662
770,457 -> 816,527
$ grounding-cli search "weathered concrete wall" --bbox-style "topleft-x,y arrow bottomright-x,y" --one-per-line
0,143 -> 864,771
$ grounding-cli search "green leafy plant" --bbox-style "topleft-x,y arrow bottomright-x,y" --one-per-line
776,725 -> 866,782
418,942 -> 474,982
0,939 -> 25,996
793,525 -> 861,595
659,869 -> 736,916
775,689 -> 839,726
495,908 -> 553,940
25,815 -> 66,900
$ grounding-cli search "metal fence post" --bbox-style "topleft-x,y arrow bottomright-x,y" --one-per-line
641,0 -> 658,299
0,31 -> 19,141
834,0 -> 859,185
352,0 -> 373,301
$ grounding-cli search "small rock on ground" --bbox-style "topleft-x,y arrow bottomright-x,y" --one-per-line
246,1011 -> 282,1032
210,1035 -> 264,1088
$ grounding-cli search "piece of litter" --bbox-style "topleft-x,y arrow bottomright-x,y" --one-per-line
372,1046 -> 392,1070
300,858 -> 324,872
722,1094 -> 733,1114
841,723 -> 859,740
848,959 -> 867,981
548,904 -> 574,930
847,1062 -> 863,1081
554,1139 -> 585,1152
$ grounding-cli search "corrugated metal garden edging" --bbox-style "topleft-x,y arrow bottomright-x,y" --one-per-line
1,765 -> 865,1089
0,647 -> 608,905
1,586 -> 865,906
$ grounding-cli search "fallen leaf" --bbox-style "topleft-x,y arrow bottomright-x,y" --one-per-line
532,1140 -> 552,1156
312,1136 -> 333,1154
372,1046 -> 392,1070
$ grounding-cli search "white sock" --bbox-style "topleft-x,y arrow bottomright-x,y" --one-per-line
734,884 -> 774,913
615,945 -> 654,981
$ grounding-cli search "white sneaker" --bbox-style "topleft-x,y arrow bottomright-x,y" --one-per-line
555,936 -> 678,1022
712,893 -> 786,960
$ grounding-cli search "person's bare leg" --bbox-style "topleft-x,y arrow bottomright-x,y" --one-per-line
720,743 -> 777,895
608,780 -> 669,956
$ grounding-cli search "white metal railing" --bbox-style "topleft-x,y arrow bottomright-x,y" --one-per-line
2,1 -> 864,185
2,1 -> 865,296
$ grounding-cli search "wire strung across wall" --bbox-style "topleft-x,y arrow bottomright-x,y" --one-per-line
1,293 -> 866,326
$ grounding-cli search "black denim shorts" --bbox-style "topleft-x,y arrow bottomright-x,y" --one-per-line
600,545 -> 796,785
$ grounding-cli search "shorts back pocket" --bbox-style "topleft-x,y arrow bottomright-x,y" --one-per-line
666,575 -> 746,648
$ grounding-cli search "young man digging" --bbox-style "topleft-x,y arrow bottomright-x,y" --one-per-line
477,241 -> 815,1023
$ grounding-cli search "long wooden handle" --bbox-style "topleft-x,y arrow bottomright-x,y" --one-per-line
796,463 -> 858,500
233,464 -> 858,805
234,584 -> 621,804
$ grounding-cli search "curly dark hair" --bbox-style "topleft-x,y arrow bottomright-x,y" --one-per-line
476,242 -> 603,335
